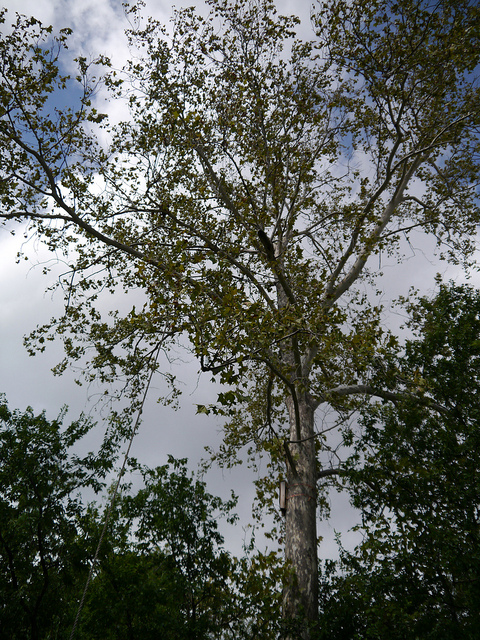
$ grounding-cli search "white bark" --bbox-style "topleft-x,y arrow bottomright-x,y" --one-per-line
283,393 -> 318,639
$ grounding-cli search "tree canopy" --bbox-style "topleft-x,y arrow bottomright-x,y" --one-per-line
1,0 -> 479,634
77,457 -> 282,640
0,397 -> 114,639
0,397 -> 282,639
318,283 -> 480,639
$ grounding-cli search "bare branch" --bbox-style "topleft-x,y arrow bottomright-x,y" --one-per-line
325,383 -> 449,414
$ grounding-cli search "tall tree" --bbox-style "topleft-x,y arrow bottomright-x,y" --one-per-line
0,396 -> 115,640
0,398 -> 281,639
1,1 -> 480,635
317,282 -> 480,639
79,458 -> 280,640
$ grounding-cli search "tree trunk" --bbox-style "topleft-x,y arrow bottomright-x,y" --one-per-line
283,393 -> 318,639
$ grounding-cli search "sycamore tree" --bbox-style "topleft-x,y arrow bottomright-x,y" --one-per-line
1,0 -> 480,635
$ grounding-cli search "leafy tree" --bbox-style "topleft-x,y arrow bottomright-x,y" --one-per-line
0,396 -> 115,640
0,398 -> 281,639
80,457 -> 242,640
1,1 -> 480,634
317,283 -> 480,639
78,458 -> 286,640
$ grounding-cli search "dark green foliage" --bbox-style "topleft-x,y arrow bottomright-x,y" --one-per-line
0,399 -> 282,639
79,459 -> 285,640
318,283 -> 480,639
0,397 -> 113,640
79,458 -> 240,640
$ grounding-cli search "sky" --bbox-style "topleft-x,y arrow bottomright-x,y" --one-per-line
1,0 -> 478,562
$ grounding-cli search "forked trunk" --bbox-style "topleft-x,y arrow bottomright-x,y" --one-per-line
283,393 -> 318,639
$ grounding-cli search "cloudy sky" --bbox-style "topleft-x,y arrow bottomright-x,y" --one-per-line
0,0 -> 477,559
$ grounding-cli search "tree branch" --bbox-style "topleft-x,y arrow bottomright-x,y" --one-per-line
317,466 -> 344,480
325,383 -> 449,414
326,153 -> 425,305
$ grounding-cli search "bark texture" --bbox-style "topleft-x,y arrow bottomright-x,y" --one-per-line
283,394 -> 318,639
